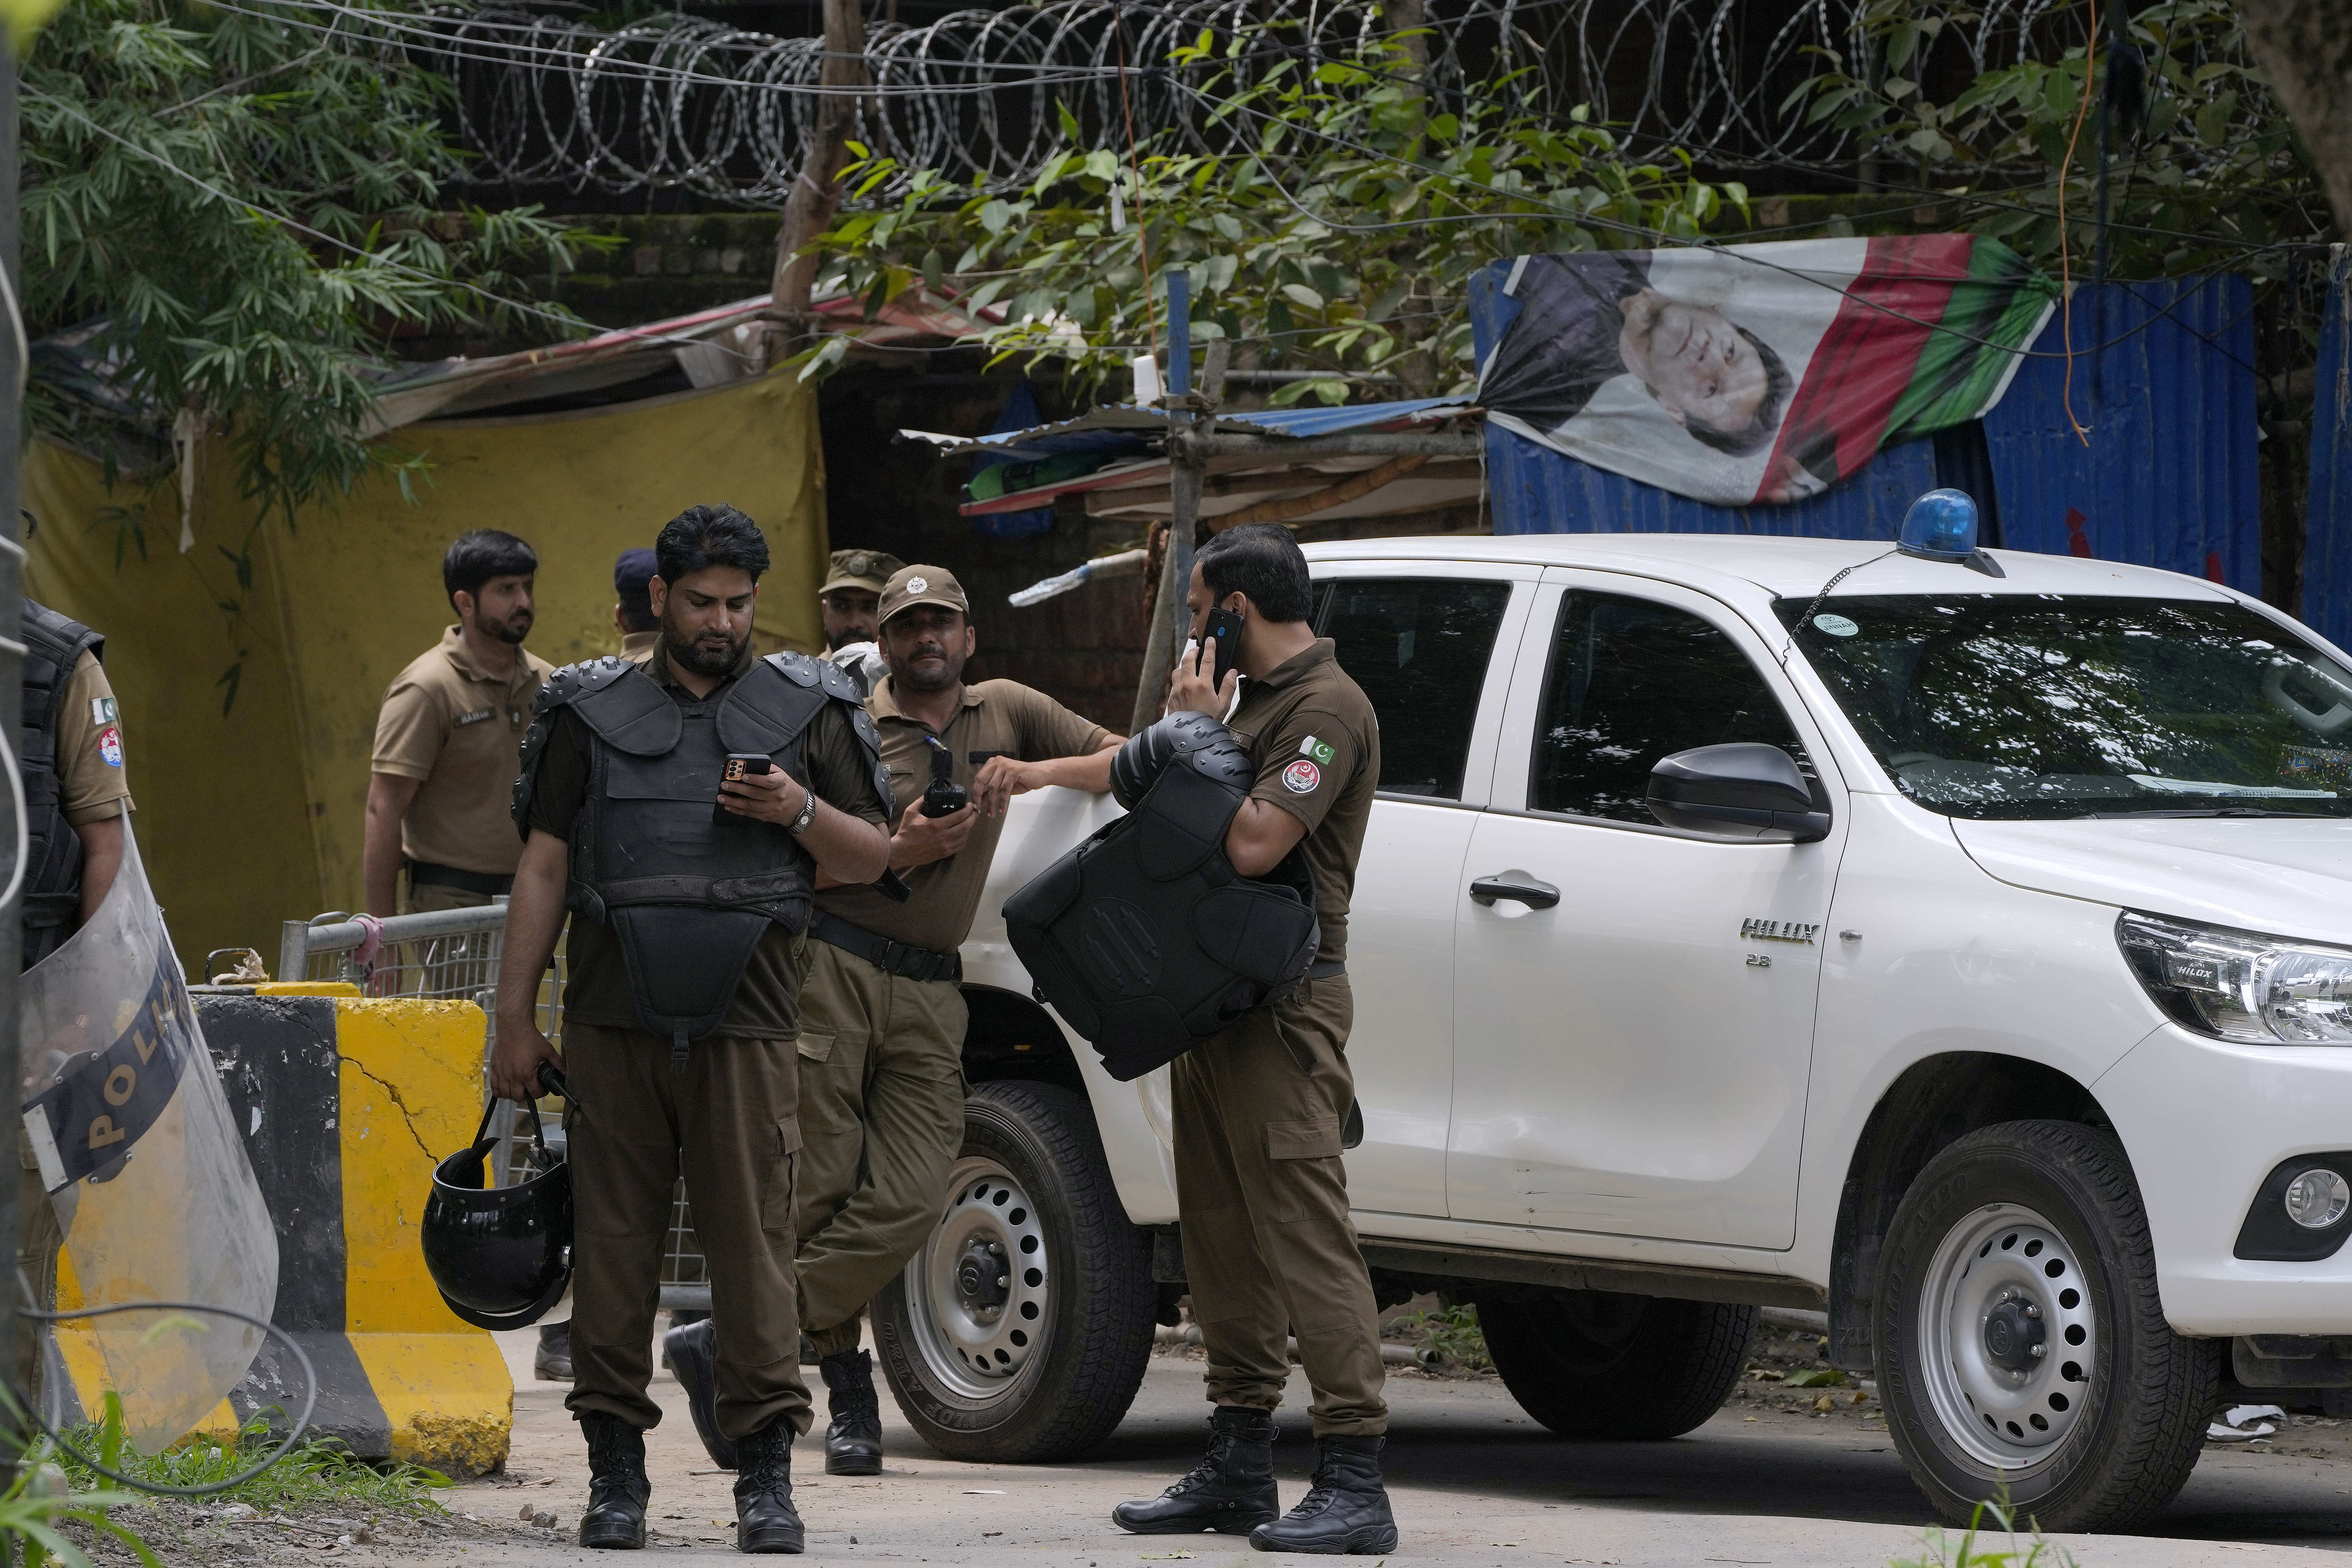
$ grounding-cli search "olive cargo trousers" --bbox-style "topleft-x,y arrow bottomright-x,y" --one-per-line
562,1021 -> 812,1442
1171,974 -> 1389,1437
792,940 -> 970,1356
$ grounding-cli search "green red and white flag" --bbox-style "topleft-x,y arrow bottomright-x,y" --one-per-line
1478,235 -> 2059,506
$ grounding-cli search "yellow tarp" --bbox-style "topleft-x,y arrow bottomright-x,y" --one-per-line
25,370 -> 829,969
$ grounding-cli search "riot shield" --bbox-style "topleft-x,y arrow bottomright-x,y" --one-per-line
18,826 -> 278,1453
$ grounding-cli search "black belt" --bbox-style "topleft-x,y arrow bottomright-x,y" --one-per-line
810,912 -> 962,984
407,862 -> 515,897
1306,958 -> 1346,980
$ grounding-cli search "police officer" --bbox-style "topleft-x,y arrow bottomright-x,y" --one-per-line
666,564 -> 1120,1476
15,599 -> 134,1407
818,548 -> 901,696
365,530 -> 553,920
614,547 -> 661,662
492,505 -> 892,1555
1113,523 -> 1396,1555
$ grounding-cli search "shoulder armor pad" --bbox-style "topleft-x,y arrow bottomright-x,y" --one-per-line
1184,736 -> 1256,790
573,662 -> 679,756
534,655 -> 634,716
766,651 -> 822,688
815,658 -> 860,702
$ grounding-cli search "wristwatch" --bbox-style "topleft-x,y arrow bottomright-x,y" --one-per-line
784,780 -> 820,836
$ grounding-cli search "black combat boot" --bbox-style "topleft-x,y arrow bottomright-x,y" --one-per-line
577,1412 -> 651,1550
732,1418 -> 806,1554
662,1316 -> 740,1471
1248,1434 -> 1397,1555
1113,1406 -> 1279,1535
818,1350 -> 884,1476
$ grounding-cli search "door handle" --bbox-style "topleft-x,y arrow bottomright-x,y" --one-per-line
1469,871 -> 1561,909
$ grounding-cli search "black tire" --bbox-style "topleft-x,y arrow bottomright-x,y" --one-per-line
1480,1289 -> 1757,1439
871,1080 -> 1156,1462
1875,1120 -> 2219,1533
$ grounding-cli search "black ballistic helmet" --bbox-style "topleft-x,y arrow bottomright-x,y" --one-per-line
422,1098 -> 573,1330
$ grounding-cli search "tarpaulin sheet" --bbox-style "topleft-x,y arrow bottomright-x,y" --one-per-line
24,369 -> 828,968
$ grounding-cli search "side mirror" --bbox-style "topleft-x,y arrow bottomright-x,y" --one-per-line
1646,743 -> 1831,843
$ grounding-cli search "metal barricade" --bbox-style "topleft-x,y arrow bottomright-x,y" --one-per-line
280,904 -> 712,1309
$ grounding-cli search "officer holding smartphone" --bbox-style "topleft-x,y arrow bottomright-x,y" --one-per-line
1113,523 -> 1395,1556
667,564 -> 1123,1478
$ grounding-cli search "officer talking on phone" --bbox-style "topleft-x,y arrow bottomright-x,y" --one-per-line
1112,523 -> 1396,1556
492,505 -> 893,1555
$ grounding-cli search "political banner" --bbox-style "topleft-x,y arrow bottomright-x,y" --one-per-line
1477,235 -> 2058,506
20,827 -> 278,1454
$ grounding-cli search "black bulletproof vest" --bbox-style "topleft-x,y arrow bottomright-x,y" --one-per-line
539,652 -> 881,1057
1003,729 -> 1319,1082
20,603 -> 106,970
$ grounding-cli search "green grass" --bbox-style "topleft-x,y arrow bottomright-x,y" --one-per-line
1393,1303 -> 1493,1370
1893,1492 -> 2078,1568
47,1407 -> 451,1517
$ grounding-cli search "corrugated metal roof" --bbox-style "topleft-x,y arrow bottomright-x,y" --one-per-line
920,394 -> 1476,460
2305,247 -> 2352,653
1469,258 -> 2259,590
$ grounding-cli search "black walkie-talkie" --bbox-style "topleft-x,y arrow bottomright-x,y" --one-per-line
921,735 -> 968,817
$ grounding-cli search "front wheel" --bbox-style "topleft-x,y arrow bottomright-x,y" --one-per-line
1875,1120 -> 2218,1532
871,1080 -> 1156,1462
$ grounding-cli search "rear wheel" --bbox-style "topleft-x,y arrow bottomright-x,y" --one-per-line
871,1081 -> 1156,1462
1875,1120 -> 2218,1531
1480,1289 -> 1757,1439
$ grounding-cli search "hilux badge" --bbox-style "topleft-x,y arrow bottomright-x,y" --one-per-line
1741,918 -> 1820,944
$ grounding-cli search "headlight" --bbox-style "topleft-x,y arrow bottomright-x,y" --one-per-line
2117,912 -> 2352,1045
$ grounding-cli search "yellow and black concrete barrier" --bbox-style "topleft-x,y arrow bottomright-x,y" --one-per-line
48,985 -> 514,1476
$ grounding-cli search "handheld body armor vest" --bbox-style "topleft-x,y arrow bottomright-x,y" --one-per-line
515,651 -> 889,1060
1003,714 -> 1319,1082
20,604 -> 107,971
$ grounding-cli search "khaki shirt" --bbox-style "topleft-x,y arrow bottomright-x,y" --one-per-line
1223,639 -> 1379,965
816,678 -> 1111,954
58,652 -> 133,826
619,631 -> 659,664
371,627 -> 555,874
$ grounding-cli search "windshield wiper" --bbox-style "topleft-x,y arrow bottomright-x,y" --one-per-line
2080,807 -> 2330,820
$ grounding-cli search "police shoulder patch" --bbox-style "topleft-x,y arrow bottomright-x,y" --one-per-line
1281,758 -> 1321,794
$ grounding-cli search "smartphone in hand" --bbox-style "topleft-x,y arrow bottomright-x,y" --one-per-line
1201,607 -> 1243,688
715,753 -> 773,822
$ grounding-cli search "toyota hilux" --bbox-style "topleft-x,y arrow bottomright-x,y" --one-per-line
861,531 -> 2352,1532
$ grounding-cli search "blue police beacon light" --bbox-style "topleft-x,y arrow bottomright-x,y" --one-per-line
1896,488 -> 1981,563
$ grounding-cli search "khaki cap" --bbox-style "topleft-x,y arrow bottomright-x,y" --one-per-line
821,549 -> 906,597
879,564 -> 969,625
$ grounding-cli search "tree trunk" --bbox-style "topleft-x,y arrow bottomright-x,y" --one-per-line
771,0 -> 872,314
2238,0 -> 2352,234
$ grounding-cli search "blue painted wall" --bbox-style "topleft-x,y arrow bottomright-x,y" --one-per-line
1471,259 -> 2258,591
2307,249 -> 2352,653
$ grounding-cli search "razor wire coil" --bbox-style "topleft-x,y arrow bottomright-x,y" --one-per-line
377,0 -> 2245,206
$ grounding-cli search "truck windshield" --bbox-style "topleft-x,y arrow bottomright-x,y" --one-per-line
1773,594 -> 2352,820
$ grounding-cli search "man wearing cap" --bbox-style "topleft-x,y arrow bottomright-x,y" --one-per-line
614,547 -> 661,662
818,548 -> 902,696
666,563 -> 1123,1478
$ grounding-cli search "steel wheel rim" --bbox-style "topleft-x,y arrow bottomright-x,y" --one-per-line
1917,1202 -> 2098,1469
903,1155 -> 1051,1401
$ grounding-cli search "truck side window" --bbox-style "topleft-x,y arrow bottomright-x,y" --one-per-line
1318,578 -> 1511,799
1532,592 -> 1804,823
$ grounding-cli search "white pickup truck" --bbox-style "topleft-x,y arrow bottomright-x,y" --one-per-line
863,533 -> 2352,1533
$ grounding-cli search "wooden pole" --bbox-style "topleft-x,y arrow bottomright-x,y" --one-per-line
771,0 -> 872,317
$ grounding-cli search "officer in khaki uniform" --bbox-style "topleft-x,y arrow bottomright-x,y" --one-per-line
1115,523 -> 1397,1556
667,563 -> 1121,1476
15,600 -> 135,1410
492,505 -> 893,1554
613,547 -> 661,662
817,548 -> 902,697
366,529 -> 553,917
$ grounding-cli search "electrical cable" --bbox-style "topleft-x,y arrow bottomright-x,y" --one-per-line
9,1295 -> 319,1497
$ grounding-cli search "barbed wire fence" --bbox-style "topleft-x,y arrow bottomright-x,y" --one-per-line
390,0 -> 2239,208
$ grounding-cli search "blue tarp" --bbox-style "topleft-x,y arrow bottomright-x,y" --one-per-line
2307,248 -> 2352,654
1470,261 -> 2258,592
